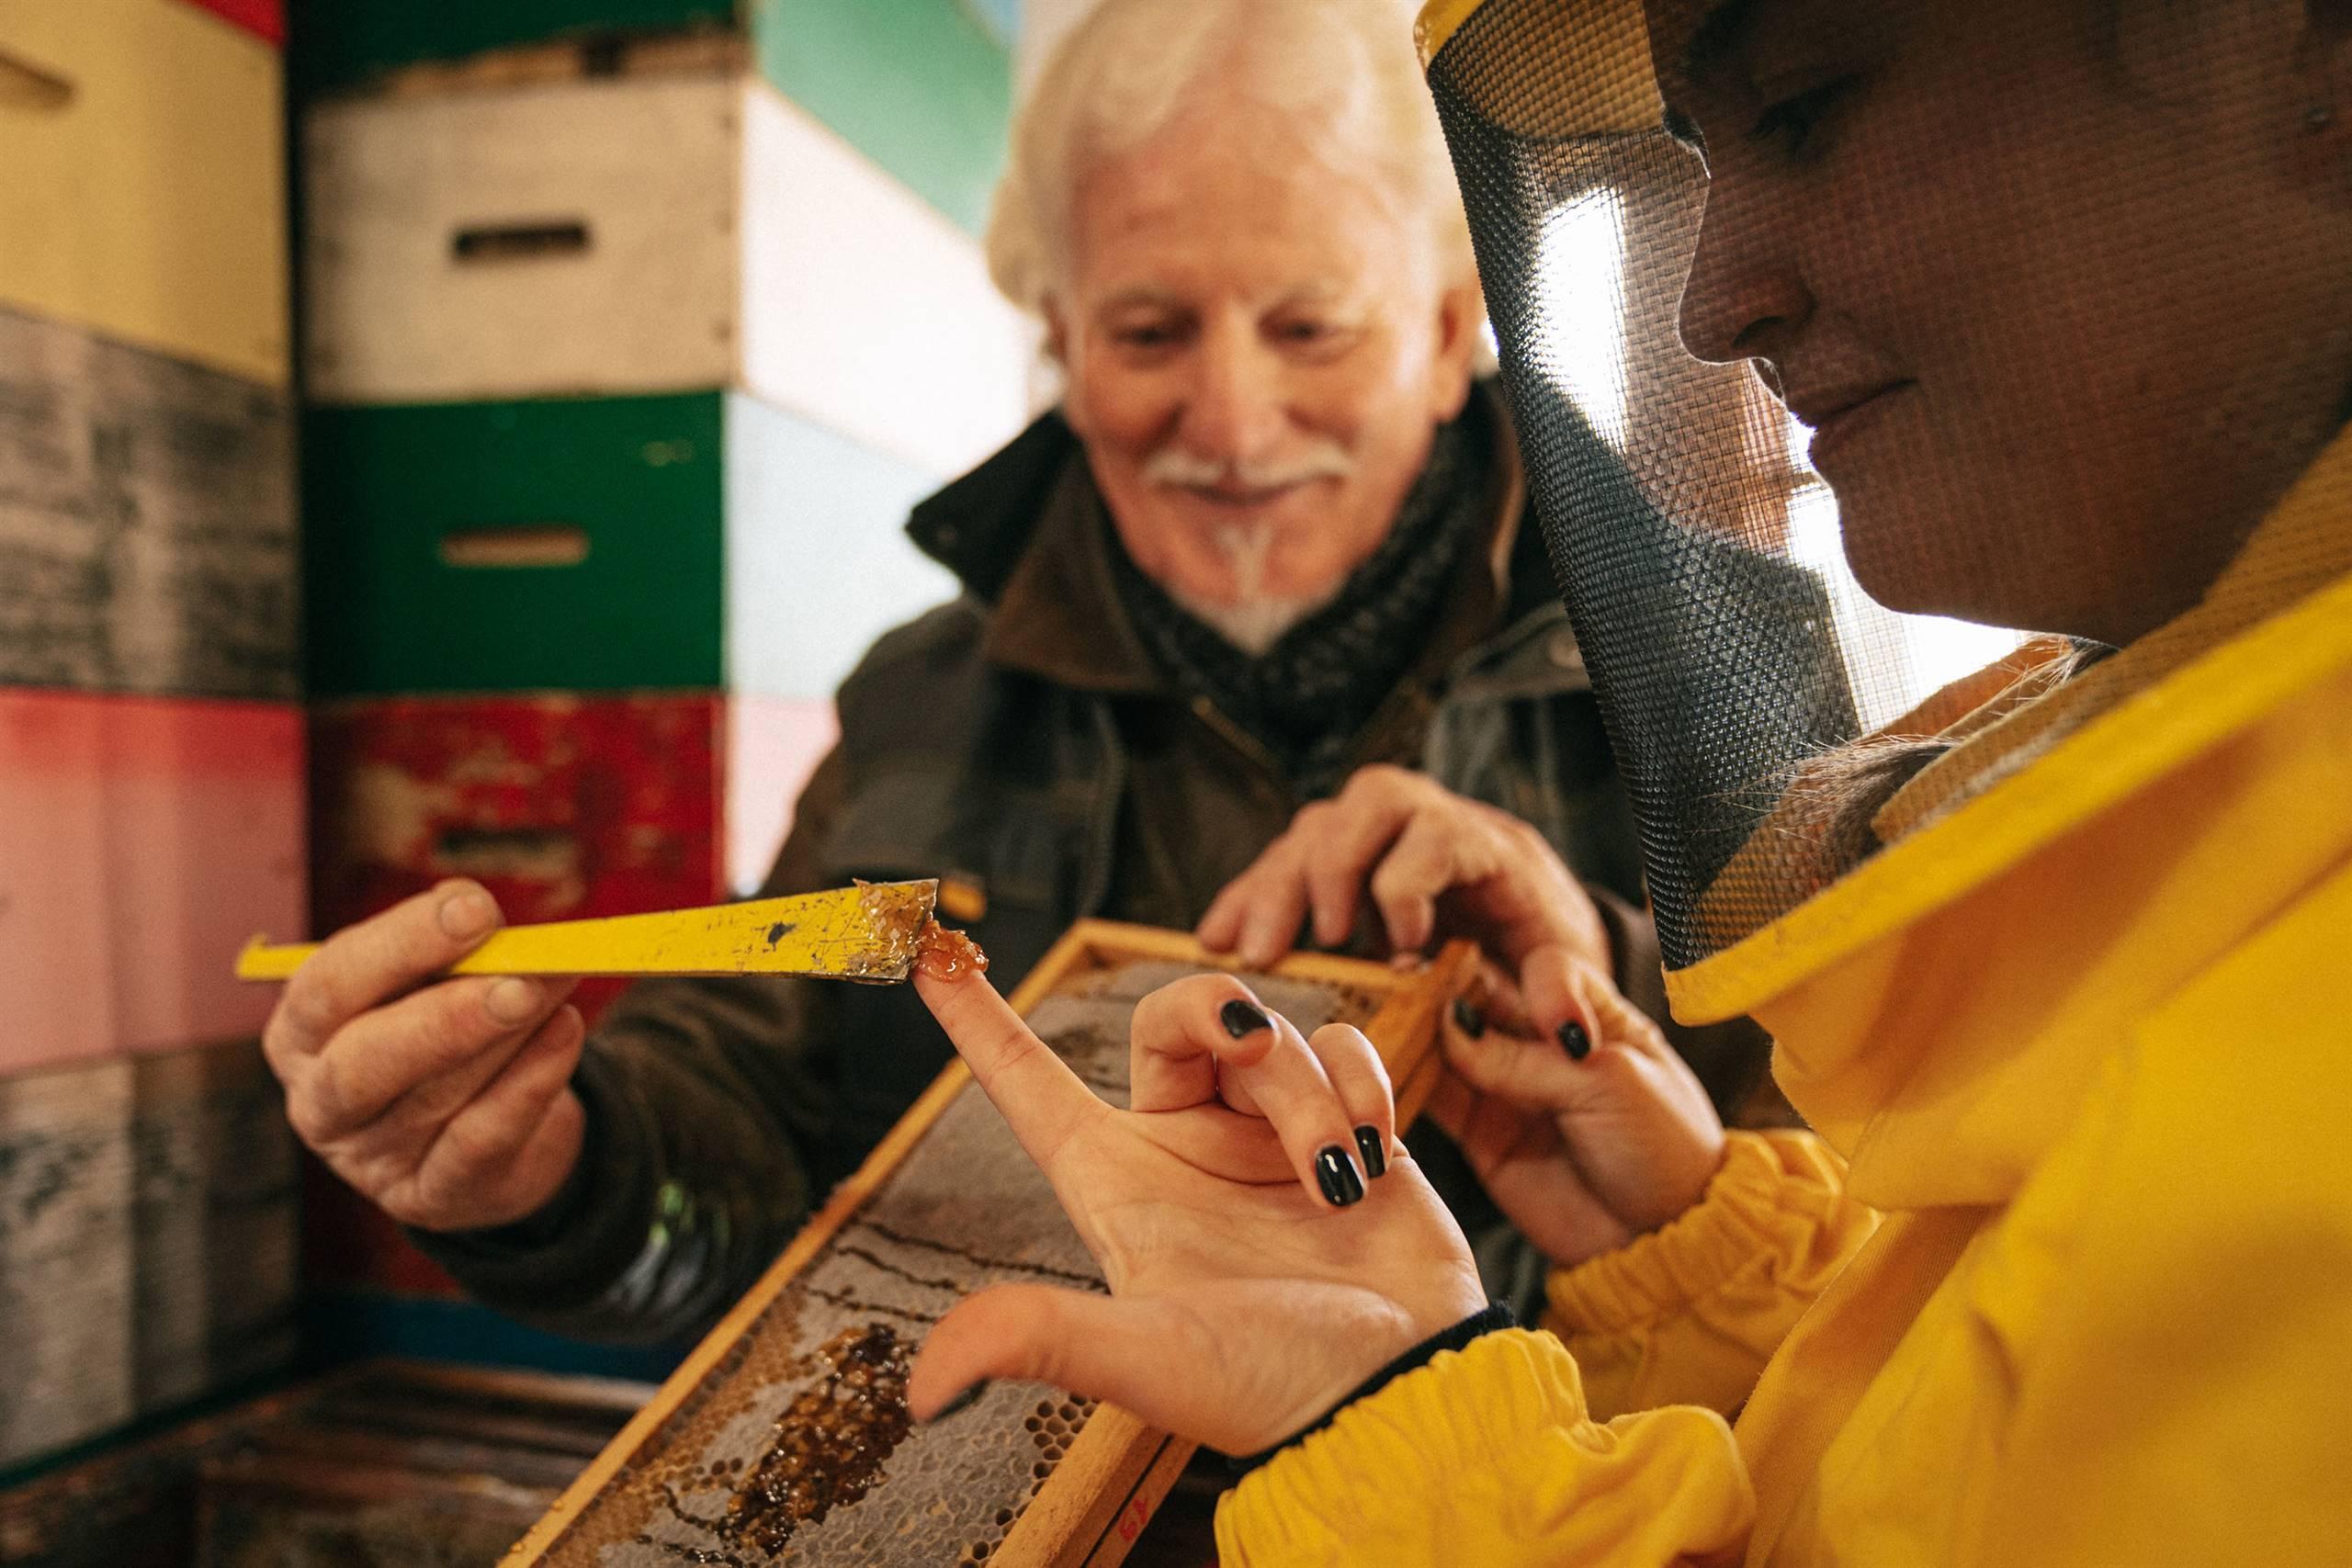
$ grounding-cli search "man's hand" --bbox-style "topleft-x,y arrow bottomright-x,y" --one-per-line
908,968 -> 1487,1456
1197,764 -> 1611,973
1430,948 -> 1725,1268
260,880 -> 588,1233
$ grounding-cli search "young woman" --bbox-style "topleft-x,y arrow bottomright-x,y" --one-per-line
909,0 -> 2352,1560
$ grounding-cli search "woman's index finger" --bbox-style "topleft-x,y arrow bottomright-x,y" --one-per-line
914,968 -> 1105,1168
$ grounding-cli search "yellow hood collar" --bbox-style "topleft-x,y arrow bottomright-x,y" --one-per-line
1668,429 -> 2352,1029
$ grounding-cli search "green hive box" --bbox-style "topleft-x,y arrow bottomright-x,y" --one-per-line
289,0 -> 1012,233
302,392 -> 954,698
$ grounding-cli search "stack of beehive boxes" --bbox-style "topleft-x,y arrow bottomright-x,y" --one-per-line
293,0 -> 1031,1354
0,0 -> 304,1470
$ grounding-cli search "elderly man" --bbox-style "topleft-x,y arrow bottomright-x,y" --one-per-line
262,0 -> 1758,1342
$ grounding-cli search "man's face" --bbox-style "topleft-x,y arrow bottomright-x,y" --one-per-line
1647,0 -> 2352,646
1052,95 -> 1479,633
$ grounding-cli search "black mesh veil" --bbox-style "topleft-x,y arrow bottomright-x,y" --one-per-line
1422,0 -> 2052,968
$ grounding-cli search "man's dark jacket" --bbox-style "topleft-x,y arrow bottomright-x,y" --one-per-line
415,389 -> 1765,1340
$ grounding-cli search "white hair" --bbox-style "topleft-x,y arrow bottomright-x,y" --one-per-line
985,0 -> 1481,318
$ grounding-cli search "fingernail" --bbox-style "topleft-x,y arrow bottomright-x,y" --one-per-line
1451,998 -> 1486,1039
439,885 -> 497,940
487,976 -> 542,1026
1557,1020 -> 1592,1061
1316,1145 -> 1365,1207
929,1380 -> 989,1421
1353,1125 -> 1387,1179
1220,999 -> 1271,1039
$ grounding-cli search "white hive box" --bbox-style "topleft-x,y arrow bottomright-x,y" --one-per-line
302,71 -> 1034,479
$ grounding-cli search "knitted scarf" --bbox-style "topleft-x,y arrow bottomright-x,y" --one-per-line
1109,400 -> 1492,797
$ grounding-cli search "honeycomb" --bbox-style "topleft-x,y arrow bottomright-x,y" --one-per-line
536,960 -> 1378,1565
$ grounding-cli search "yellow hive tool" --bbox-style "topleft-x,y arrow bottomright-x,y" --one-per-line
235,880 -> 939,985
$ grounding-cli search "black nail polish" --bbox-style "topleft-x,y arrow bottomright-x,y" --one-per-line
1316,1145 -> 1365,1206
1451,998 -> 1486,1039
1221,999 -> 1271,1039
1353,1125 -> 1387,1179
1557,1020 -> 1592,1061
931,1380 -> 989,1421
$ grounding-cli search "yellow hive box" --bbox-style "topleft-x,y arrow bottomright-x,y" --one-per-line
0,0 -> 288,387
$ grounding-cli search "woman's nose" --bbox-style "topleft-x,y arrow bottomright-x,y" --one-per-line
1677,198 -> 1812,367
1175,324 -> 1287,465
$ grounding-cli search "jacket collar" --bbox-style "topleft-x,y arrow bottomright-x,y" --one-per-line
903,383 -> 1558,698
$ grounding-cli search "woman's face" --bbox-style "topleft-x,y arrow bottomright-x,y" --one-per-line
1647,0 -> 2352,645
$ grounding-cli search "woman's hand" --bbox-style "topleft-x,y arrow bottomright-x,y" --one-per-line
1433,949 -> 1725,1268
1196,764 -> 1610,974
906,967 -> 1487,1456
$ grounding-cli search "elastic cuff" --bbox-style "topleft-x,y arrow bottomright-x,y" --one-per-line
404,1049 -> 660,1308
1227,1303 -> 1517,1473
1546,1130 -> 1848,1337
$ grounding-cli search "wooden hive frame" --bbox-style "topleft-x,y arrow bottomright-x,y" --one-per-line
502,919 -> 1476,1567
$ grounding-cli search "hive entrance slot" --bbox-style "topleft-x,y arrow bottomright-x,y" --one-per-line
440,525 -> 591,569
0,50 -> 73,110
451,220 -> 594,264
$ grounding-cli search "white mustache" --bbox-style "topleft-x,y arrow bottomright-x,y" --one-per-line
1144,441 -> 1356,492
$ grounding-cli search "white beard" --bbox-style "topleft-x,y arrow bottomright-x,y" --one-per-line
1165,519 -> 1342,656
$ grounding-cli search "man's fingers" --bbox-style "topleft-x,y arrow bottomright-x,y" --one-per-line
1300,792 -> 1417,950
1196,832 -> 1316,969
266,880 -> 503,1066
915,968 -> 1106,1170
1364,809 -> 1480,955
402,1005 -> 588,1228
302,973 -> 571,1142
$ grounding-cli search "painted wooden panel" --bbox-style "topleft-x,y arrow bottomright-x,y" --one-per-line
0,0 -> 288,386
0,691 -> 306,1075
288,0 -> 1010,233
175,0 -> 284,47
300,74 -> 742,412
750,0 -> 1012,233
722,392 -> 957,705
300,75 -> 1032,478
290,0 -> 735,97
737,84 -> 1033,479
303,393 -> 729,697
0,1057 -> 135,1469
304,392 -> 955,699
725,694 -> 838,896
308,692 -> 728,944
130,1038 -> 300,1415
0,305 -> 298,701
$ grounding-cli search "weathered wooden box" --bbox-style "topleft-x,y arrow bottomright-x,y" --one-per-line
0,1039 -> 299,1471
502,921 -> 1472,1567
300,68 -> 1030,477
0,304 -> 297,702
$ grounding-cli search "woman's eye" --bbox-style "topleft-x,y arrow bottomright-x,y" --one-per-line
1114,323 -> 1184,351
1747,75 -> 1859,159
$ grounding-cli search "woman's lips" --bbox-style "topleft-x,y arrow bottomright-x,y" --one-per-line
1800,382 -> 1915,470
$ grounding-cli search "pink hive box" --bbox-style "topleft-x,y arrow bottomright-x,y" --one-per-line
0,689 -> 305,1073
